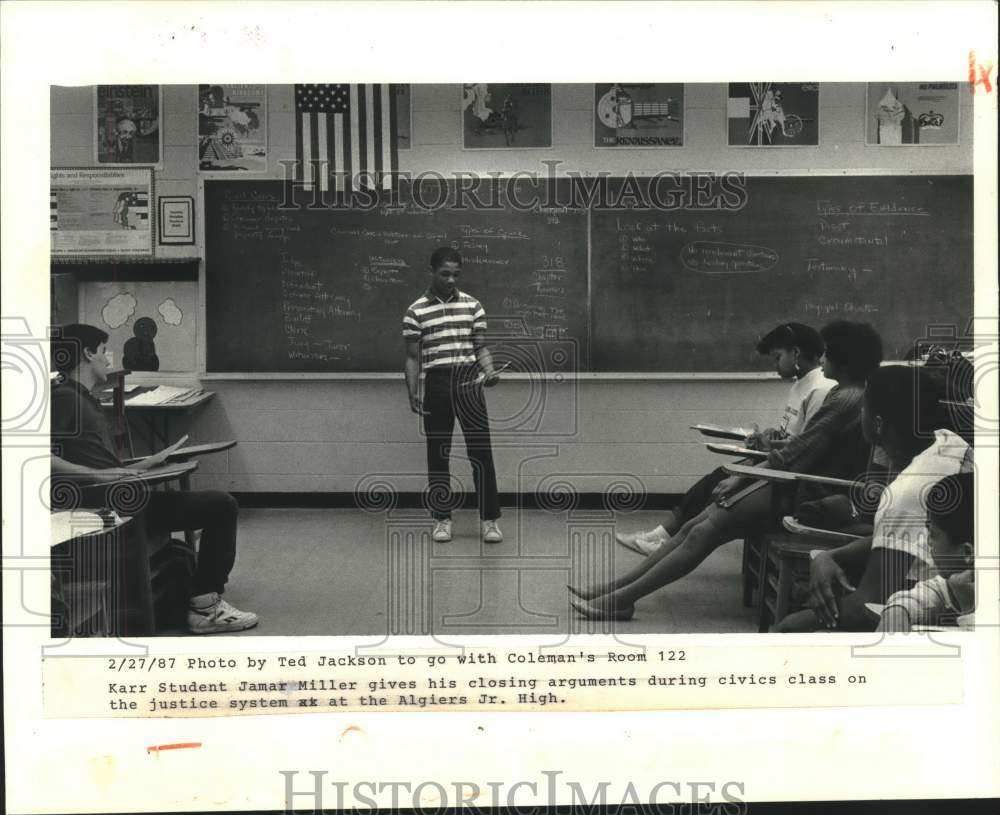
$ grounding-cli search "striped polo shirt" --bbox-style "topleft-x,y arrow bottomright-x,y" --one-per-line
402,290 -> 487,370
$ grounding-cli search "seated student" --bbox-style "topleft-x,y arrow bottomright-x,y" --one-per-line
775,365 -> 973,632
876,471 -> 975,632
617,322 -> 836,555
49,324 -> 258,634
569,321 -> 882,620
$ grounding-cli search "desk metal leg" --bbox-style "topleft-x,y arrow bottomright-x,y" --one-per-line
180,472 -> 197,550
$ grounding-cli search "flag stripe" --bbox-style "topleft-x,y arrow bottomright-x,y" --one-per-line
365,85 -> 376,188
333,113 -> 344,192
301,112 -> 313,189
388,85 -> 399,188
309,113 -> 321,189
351,85 -> 363,187
317,113 -> 329,192
373,84 -> 384,185
295,108 -> 305,183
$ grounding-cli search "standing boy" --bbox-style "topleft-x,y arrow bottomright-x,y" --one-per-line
403,247 -> 503,543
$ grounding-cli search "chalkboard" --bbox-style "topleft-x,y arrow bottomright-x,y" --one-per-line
204,175 -> 973,373
591,175 -> 973,371
205,179 -> 588,372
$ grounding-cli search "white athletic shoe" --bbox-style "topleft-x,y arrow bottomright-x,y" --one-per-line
187,593 -> 259,634
615,528 -> 669,556
482,520 -> 503,543
432,519 -> 453,542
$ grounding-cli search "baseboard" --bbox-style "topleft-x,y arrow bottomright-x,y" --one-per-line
231,492 -> 682,511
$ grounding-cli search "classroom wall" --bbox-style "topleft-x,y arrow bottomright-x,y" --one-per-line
50,84 -> 974,495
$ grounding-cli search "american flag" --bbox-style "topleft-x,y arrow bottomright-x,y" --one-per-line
295,84 -> 399,193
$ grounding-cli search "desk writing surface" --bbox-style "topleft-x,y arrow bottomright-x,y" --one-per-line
104,389 -> 215,412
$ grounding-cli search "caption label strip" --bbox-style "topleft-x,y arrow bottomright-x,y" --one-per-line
42,642 -> 963,718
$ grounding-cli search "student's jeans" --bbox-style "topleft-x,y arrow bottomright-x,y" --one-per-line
423,365 -> 500,522
145,490 -> 238,596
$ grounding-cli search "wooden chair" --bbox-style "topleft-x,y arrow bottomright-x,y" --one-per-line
93,367 -> 134,459
722,463 -> 875,630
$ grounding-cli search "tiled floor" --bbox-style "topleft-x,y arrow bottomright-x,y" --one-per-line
221,508 -> 757,637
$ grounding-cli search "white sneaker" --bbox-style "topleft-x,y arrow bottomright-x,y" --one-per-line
187,593 -> 259,634
482,520 -> 503,543
615,528 -> 669,556
432,519 -> 453,542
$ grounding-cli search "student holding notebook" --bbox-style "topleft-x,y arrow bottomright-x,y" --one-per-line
403,247 -> 503,544
617,322 -> 836,555
569,321 -> 882,620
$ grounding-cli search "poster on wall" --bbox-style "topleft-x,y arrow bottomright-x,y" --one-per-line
198,84 -> 269,171
50,167 -> 153,256
865,82 -> 960,145
594,83 -> 684,147
78,280 -> 198,372
395,84 -> 411,149
727,82 -> 819,146
94,85 -> 162,164
462,83 -> 552,149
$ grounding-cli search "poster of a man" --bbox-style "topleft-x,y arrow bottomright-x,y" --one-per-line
95,85 -> 161,164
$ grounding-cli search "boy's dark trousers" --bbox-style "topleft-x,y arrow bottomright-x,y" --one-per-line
144,490 -> 238,596
422,365 -> 500,521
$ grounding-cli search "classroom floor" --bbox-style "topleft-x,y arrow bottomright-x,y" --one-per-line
219,509 -> 757,636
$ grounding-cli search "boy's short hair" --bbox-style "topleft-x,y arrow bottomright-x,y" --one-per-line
755,322 -> 824,358
820,321 -> 883,381
51,323 -> 109,375
865,364 -> 948,439
430,246 -> 462,270
926,471 -> 974,547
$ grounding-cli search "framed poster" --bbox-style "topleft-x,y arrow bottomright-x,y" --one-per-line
462,83 -> 552,149
198,83 -> 268,171
157,195 -> 194,245
866,82 -> 960,145
594,83 -> 684,147
727,82 -> 820,146
94,85 -> 162,164
50,167 -> 153,256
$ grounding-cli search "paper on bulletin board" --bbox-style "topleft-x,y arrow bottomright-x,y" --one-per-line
50,167 -> 153,255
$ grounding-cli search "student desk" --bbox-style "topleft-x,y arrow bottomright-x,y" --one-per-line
55,461 -> 199,636
105,387 -> 216,451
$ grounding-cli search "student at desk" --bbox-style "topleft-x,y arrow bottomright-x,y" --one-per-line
876,471 -> 975,633
50,324 -> 258,634
569,321 -> 882,621
617,322 -> 835,555
776,365 -> 973,632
